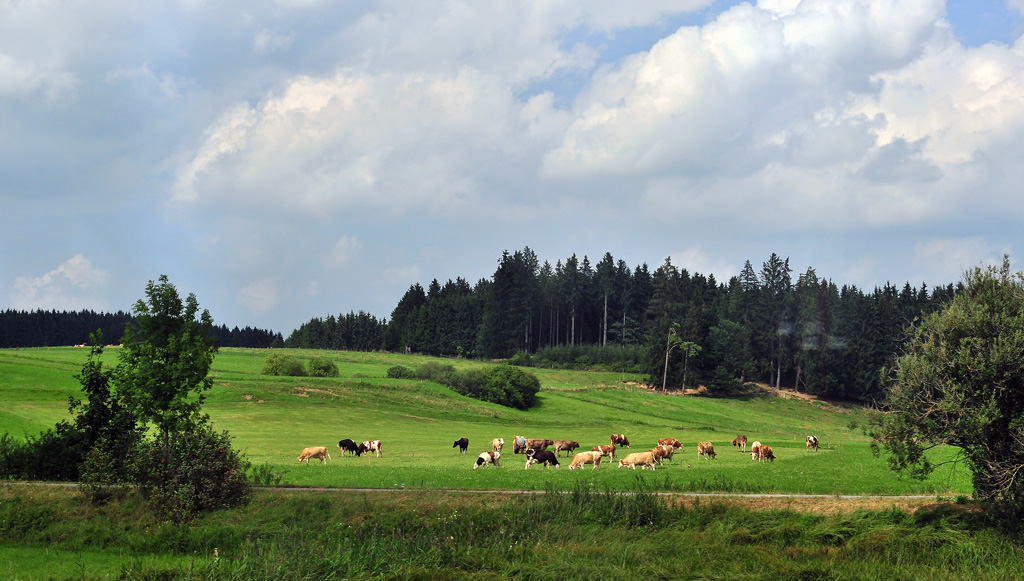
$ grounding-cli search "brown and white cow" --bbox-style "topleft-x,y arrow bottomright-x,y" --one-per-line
568,451 -> 603,470
749,441 -> 762,461
618,451 -> 657,470
591,444 -> 616,459
361,440 -> 383,458
697,441 -> 717,460
758,445 -> 776,462
658,438 -> 684,451
453,438 -> 469,454
296,446 -> 331,464
525,449 -> 560,469
610,434 -> 631,448
474,451 -> 501,469
732,435 -> 748,453
492,437 -> 505,452
649,445 -> 675,465
806,435 -> 819,452
554,440 -> 581,456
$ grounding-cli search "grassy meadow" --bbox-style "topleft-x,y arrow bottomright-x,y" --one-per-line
0,346 -> 971,496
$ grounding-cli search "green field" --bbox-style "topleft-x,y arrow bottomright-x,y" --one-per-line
0,346 -> 971,496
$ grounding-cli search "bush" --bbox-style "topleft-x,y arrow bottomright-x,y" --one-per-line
414,361 -> 456,384
261,353 -> 306,376
386,365 -> 414,379
447,365 -> 540,410
307,357 -> 340,377
132,424 -> 252,521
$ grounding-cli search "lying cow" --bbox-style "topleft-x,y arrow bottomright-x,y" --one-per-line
453,438 -> 470,454
591,444 -> 615,459
697,441 -> 717,460
337,439 -> 360,456
732,435 -> 748,453
568,451 -> 603,470
474,451 -> 501,469
610,434 -> 631,448
806,435 -> 819,452
658,438 -> 684,450
296,446 -> 331,464
650,445 -> 675,465
758,444 -> 776,462
512,435 -> 528,454
525,449 -> 560,469
618,451 -> 657,470
554,440 -> 581,456
492,437 -> 505,452
750,441 -> 762,461
361,440 -> 383,458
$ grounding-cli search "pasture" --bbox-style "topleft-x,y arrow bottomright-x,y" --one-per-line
0,346 -> 971,496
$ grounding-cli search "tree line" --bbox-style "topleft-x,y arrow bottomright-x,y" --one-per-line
0,309 -> 283,349
288,247 -> 960,403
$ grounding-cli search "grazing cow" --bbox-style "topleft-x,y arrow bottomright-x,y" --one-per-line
758,445 -> 776,462
512,435 -> 528,454
568,451 -> 603,470
554,440 -> 581,456
474,451 -> 501,469
749,441 -> 762,461
658,438 -> 684,451
492,437 -> 505,452
591,444 -> 616,459
610,434 -> 631,449
525,449 -> 560,469
296,446 -> 331,464
453,438 -> 470,454
732,435 -> 748,453
337,439 -> 360,456
361,440 -> 383,458
806,435 -> 819,452
526,438 -> 554,452
697,442 -> 717,460
650,445 -> 675,465
618,452 -> 657,470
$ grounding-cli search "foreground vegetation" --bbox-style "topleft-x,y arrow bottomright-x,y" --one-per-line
3,484 -> 1022,580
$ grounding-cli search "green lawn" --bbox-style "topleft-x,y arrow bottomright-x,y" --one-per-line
0,346 -> 971,496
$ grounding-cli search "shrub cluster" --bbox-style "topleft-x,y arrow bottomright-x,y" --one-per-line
386,365 -> 414,379
400,362 -> 539,410
307,356 -> 340,377
260,353 -> 306,376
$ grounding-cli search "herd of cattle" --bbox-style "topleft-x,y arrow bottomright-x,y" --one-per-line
296,433 -> 822,469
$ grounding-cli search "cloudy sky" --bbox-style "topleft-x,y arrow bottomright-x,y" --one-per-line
4,0 -> 1024,334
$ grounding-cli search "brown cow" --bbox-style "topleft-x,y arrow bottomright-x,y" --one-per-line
568,451 -> 603,470
732,435 -> 748,453
610,434 -> 631,448
750,441 -> 762,461
591,444 -> 616,459
697,442 -> 717,460
526,438 -> 554,452
296,446 -> 331,464
650,444 -> 675,465
618,452 -> 657,470
554,440 -> 581,456
492,437 -> 505,452
758,445 -> 776,462
658,438 -> 684,450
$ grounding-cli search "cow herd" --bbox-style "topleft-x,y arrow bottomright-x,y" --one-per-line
296,433 -> 823,469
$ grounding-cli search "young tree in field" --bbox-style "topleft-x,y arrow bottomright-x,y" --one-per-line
117,275 -> 218,457
874,257 -> 1024,509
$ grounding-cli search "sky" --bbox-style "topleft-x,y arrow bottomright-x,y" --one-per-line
4,0 -> 1024,335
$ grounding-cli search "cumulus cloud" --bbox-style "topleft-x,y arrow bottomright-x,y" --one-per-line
328,235 -> 361,268
11,256 -> 110,311
238,279 -> 279,314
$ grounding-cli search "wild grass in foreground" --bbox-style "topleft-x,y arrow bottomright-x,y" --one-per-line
2,484 -> 1023,580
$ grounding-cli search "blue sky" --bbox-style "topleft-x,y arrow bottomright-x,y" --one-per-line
4,0 -> 1024,335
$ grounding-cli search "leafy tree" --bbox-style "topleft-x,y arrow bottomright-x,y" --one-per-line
116,275 -> 218,463
873,257 -> 1024,509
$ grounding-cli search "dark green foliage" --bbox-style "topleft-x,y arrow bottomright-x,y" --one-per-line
447,364 -> 539,410
385,365 -> 414,379
260,353 -> 306,376
875,257 -> 1024,510
306,356 -> 339,377
131,423 -> 252,521
412,361 -> 456,383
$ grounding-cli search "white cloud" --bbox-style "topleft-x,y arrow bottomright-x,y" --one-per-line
670,247 -> 738,282
11,256 -> 110,311
328,235 -> 361,268
911,237 -> 1004,282
238,279 -> 279,314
